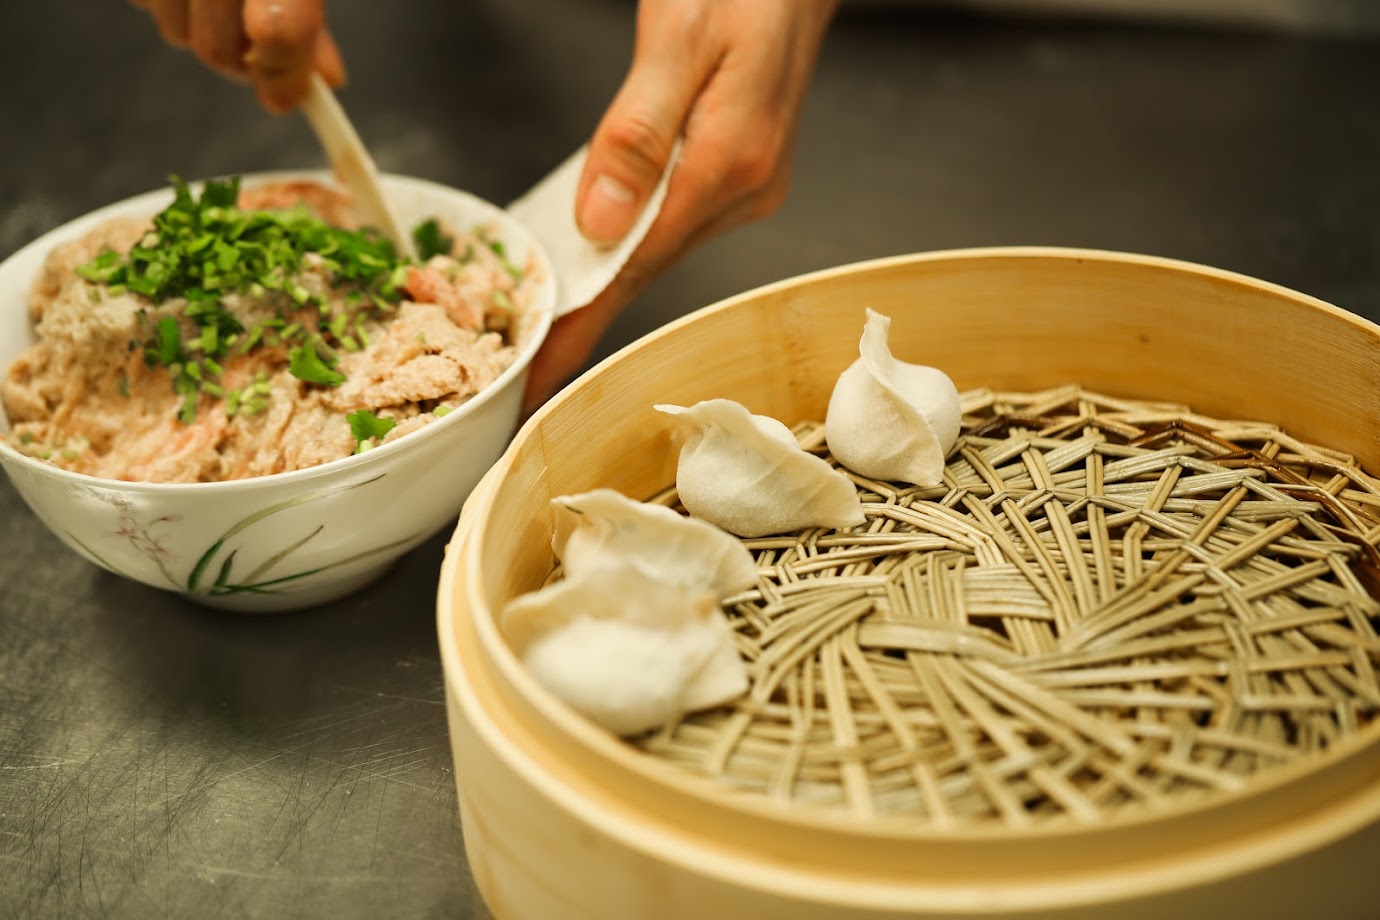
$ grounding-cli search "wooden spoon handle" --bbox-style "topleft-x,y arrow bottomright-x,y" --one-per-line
299,73 -> 415,258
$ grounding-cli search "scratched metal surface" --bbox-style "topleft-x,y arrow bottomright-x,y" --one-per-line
2,2 -> 1380,918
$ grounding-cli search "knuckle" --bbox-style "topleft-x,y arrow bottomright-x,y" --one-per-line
725,147 -> 778,194
751,180 -> 791,220
719,129 -> 787,197
601,111 -> 675,177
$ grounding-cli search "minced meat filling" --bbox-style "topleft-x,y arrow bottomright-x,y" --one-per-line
2,178 -> 534,483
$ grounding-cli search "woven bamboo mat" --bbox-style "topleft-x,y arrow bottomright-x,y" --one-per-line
633,385 -> 1380,827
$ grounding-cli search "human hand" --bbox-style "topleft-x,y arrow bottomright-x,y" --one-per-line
522,0 -> 839,414
128,0 -> 345,114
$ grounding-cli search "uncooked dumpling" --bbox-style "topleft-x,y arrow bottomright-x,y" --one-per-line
825,309 -> 961,486
501,487 -> 756,736
501,559 -> 748,736
655,399 -> 865,538
552,488 -> 757,597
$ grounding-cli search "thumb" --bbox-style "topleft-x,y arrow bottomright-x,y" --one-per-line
577,53 -> 701,245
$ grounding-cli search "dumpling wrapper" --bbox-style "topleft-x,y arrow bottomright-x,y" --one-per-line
656,399 -> 865,538
552,488 -> 758,597
501,560 -> 747,736
825,308 -> 961,486
507,143 -> 677,318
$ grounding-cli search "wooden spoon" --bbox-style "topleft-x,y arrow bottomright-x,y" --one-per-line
299,74 -> 415,258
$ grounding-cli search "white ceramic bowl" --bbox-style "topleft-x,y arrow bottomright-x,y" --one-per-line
0,171 -> 555,612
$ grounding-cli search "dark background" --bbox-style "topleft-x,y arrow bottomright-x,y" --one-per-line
2,2 -> 1378,917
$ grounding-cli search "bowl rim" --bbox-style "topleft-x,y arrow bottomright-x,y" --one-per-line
0,169 -> 556,494
447,245 -> 1380,851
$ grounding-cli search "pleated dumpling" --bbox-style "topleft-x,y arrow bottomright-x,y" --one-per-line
501,488 -> 755,736
825,309 -> 961,486
552,488 -> 757,596
655,399 -> 865,538
502,560 -> 747,736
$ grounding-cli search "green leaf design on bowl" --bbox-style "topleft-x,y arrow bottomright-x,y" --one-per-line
187,473 -> 416,596
69,473 -> 417,597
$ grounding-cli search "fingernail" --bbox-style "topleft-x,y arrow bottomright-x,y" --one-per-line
579,175 -> 639,244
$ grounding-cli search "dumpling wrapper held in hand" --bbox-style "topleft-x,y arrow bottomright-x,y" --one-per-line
655,399 -> 865,538
825,308 -> 961,486
508,144 -> 677,318
501,488 -> 756,736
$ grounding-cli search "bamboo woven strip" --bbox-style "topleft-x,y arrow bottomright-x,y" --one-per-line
625,386 -> 1380,828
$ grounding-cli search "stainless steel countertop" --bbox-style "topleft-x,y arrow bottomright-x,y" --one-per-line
2,2 -> 1379,917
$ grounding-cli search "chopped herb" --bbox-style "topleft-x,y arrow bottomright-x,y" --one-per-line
492,289 -> 513,311
18,432 -> 32,445
117,373 -> 130,398
77,175 -> 414,421
412,218 -> 453,260
288,342 -> 346,387
76,249 -> 123,284
432,405 -> 452,417
347,409 -> 397,453
178,390 -> 198,424
151,316 -> 183,367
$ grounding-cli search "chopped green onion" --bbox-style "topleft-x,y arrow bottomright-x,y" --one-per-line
288,342 -> 346,386
412,218 -> 453,260
347,408 -> 397,452
72,175 -> 461,424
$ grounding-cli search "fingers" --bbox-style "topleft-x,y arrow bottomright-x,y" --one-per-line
527,0 -> 840,413
611,71 -> 792,289
576,4 -> 717,245
132,0 -> 344,112
189,0 -> 249,77
243,0 -> 329,113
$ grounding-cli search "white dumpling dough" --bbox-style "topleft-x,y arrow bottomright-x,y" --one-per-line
552,488 -> 757,597
502,560 -> 748,736
501,487 -> 757,736
825,308 -> 961,486
655,399 -> 865,538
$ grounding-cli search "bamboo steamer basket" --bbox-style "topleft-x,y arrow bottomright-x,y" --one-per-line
436,247 -> 1380,919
